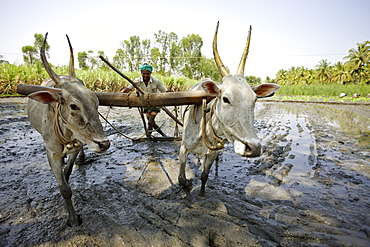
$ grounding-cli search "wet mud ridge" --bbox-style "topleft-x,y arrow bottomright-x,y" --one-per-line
0,97 -> 370,246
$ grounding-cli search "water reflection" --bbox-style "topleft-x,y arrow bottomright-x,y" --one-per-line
262,102 -> 370,148
242,102 -> 370,200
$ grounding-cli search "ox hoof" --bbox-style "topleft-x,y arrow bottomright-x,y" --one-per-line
198,190 -> 205,198
75,155 -> 85,166
179,179 -> 192,191
67,215 -> 82,227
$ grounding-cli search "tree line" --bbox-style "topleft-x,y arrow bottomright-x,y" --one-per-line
21,33 -> 369,84
21,31 -> 221,81
77,30 -> 222,81
275,41 -> 370,85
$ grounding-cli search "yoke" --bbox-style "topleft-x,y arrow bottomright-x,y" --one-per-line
16,84 -> 214,107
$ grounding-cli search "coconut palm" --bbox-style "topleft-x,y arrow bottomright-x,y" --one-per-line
344,41 -> 370,83
332,61 -> 352,84
303,69 -> 315,84
275,69 -> 288,85
315,59 -> 331,84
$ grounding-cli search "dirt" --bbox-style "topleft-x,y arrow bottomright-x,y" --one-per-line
0,97 -> 369,247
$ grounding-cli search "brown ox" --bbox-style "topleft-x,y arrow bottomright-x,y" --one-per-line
27,33 -> 110,226
179,23 -> 280,196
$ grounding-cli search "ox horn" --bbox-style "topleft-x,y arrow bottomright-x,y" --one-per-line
66,34 -> 77,79
213,21 -> 229,77
41,33 -> 62,85
236,25 -> 252,76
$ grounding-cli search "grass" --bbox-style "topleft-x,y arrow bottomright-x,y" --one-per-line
276,84 -> 370,97
273,84 -> 370,102
273,95 -> 370,103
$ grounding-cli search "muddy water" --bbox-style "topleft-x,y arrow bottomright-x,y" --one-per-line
0,97 -> 369,246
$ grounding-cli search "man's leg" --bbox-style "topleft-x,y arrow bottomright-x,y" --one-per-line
147,113 -> 166,136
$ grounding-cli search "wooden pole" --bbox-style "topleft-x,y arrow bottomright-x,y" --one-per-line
160,106 -> 183,127
98,55 -> 145,95
17,84 -> 214,107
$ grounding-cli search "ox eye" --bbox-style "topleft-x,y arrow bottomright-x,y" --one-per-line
222,97 -> 230,104
70,104 -> 79,110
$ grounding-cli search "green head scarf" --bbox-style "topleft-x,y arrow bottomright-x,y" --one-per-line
140,64 -> 153,72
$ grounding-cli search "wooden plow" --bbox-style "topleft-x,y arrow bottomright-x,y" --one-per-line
17,56 -> 214,141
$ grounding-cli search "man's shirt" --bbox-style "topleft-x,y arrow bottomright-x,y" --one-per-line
127,76 -> 167,93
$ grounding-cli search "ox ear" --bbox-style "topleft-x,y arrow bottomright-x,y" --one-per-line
28,91 -> 61,104
251,83 -> 280,98
201,80 -> 220,96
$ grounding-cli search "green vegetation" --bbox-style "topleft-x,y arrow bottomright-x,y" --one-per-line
275,41 -> 370,85
0,63 -> 198,95
276,84 -> 369,97
77,31 -> 221,81
274,84 -> 370,103
22,33 -> 50,65
1,33 -> 369,101
275,95 -> 370,103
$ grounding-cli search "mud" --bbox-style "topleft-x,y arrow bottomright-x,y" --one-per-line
0,97 -> 369,247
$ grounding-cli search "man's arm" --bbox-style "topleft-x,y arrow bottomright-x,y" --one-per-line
121,82 -> 136,93
120,87 -> 131,93
157,79 -> 168,93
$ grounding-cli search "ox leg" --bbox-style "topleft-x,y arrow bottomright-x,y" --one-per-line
200,152 -> 218,197
64,147 -> 82,183
75,146 -> 85,166
178,145 -> 191,189
47,151 -> 81,226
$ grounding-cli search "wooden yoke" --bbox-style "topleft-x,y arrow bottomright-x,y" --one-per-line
17,84 -> 214,107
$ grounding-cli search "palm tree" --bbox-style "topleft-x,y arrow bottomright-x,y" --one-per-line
315,59 -> 331,84
275,69 -> 288,85
303,69 -> 315,84
332,61 -> 352,84
293,66 -> 307,84
344,41 -> 370,83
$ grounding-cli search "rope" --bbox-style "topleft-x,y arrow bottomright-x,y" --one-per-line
98,111 -> 146,140
53,103 -> 81,150
209,100 -> 225,145
201,98 -> 226,150
56,103 -> 99,143
213,104 -> 251,147
98,109 -> 171,141
200,97 -> 250,150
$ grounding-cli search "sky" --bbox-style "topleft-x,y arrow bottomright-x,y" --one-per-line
1,0 -> 369,79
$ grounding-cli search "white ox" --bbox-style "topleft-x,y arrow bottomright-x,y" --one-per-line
178,23 -> 280,196
27,33 -> 110,226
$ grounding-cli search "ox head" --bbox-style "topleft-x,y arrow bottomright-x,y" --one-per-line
28,33 -> 110,153
202,22 -> 279,157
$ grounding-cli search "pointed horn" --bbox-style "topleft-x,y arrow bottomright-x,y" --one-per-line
236,25 -> 252,76
41,33 -> 61,85
66,34 -> 76,79
213,21 -> 229,77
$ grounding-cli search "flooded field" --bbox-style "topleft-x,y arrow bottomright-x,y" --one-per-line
0,97 -> 369,246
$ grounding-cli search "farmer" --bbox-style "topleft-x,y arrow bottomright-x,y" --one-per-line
121,63 -> 168,137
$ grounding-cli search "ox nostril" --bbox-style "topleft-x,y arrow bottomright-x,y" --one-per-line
98,140 -> 110,152
245,143 -> 261,157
